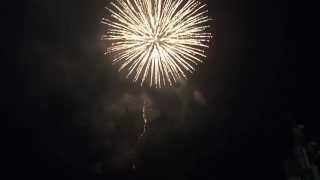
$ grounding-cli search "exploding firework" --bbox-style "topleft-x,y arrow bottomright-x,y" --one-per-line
102,0 -> 212,88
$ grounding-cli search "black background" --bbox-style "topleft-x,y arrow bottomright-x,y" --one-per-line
2,0 -> 306,179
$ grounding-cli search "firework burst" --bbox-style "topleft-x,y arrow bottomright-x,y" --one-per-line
101,0 -> 212,88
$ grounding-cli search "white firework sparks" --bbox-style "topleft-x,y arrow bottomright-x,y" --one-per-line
101,0 -> 212,88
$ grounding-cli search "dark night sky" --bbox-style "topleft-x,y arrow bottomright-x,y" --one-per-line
2,0 -> 306,179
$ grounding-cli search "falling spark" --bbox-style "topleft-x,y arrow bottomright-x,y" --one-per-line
132,95 -> 153,170
140,99 -> 148,138
101,0 -> 212,88
139,95 -> 153,139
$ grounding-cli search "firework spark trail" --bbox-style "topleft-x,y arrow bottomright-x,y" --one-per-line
131,96 -> 152,170
102,0 -> 212,88
139,95 -> 153,139
140,98 -> 148,138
